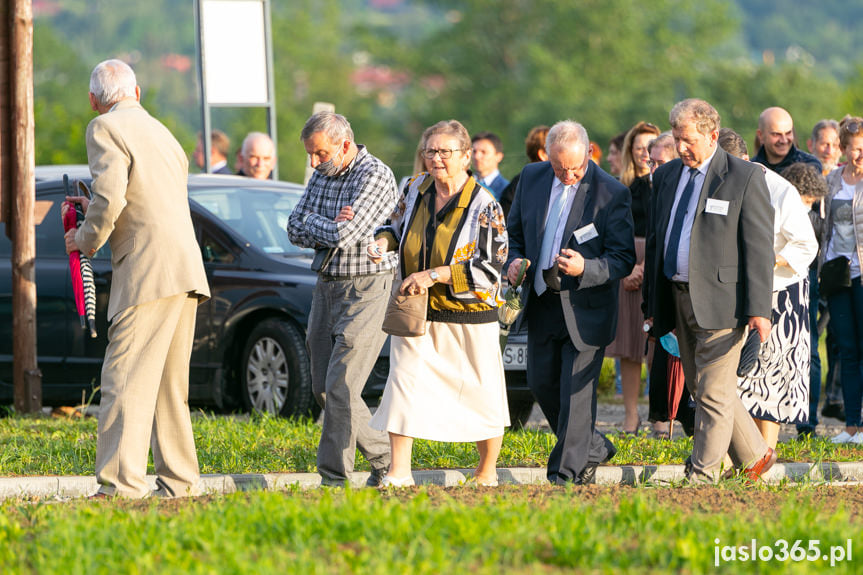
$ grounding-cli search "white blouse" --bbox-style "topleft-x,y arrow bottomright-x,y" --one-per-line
763,168 -> 818,291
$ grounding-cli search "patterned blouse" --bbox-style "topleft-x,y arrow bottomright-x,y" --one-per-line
377,173 -> 508,324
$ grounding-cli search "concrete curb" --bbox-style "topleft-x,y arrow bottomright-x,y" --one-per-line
2,462 -> 862,501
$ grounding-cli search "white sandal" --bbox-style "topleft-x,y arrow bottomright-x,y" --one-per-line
380,475 -> 415,488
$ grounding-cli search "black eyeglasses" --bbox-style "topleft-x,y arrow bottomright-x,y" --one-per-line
421,148 -> 463,160
847,121 -> 862,135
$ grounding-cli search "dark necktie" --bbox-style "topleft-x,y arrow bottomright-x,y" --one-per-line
663,167 -> 699,279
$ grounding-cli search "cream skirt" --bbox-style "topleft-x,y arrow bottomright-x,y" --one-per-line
369,320 -> 510,442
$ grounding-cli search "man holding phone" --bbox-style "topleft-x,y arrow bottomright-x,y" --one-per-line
506,120 -> 636,485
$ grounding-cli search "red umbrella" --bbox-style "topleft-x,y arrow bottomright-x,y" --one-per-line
660,331 -> 685,440
62,176 -> 98,338
62,202 -> 87,330
666,354 -> 685,440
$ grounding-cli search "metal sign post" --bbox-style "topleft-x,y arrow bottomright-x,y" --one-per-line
195,0 -> 277,178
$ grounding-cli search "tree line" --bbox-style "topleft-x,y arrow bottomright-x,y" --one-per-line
33,0 -> 863,184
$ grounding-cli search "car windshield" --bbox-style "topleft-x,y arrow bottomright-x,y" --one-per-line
190,185 -> 310,256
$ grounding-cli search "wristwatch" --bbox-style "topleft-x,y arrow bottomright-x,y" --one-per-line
429,269 -> 439,283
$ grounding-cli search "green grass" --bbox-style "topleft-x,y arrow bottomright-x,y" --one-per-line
1,414 -> 861,476
0,486 -> 859,574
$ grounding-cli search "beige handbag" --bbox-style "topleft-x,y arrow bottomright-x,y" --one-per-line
382,281 -> 427,337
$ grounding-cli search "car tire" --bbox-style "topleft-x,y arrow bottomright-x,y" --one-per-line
508,397 -> 535,429
240,318 -> 313,418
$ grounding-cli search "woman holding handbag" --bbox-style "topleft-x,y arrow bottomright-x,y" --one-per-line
823,115 -> 863,444
368,120 -> 510,487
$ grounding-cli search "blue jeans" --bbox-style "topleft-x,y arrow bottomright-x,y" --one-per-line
827,277 -> 863,427
798,267 -> 821,431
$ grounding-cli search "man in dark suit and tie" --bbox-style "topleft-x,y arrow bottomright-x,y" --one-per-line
644,98 -> 777,482
507,120 -> 636,484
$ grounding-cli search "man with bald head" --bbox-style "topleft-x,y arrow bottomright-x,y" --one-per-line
507,120 -> 635,485
753,107 -> 821,174
239,131 -> 276,179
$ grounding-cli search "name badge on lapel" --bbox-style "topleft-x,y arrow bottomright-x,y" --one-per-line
705,198 -> 729,216
573,223 -> 599,244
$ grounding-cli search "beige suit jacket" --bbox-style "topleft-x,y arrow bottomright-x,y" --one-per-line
76,99 -> 210,320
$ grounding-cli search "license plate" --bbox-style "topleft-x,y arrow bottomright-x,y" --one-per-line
503,342 -> 527,370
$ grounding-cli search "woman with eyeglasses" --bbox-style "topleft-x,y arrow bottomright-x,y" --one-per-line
823,115 -> 863,444
605,121 -> 661,434
368,120 -> 510,486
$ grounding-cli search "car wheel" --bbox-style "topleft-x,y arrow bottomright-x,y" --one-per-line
508,397 -> 535,429
240,318 -> 313,418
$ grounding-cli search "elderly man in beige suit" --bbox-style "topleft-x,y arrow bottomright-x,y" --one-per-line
64,59 -> 210,499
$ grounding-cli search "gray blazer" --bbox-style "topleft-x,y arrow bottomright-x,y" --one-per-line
644,147 -> 774,335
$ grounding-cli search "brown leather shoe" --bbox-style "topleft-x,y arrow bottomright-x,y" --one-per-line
742,447 -> 777,482
88,491 -> 109,500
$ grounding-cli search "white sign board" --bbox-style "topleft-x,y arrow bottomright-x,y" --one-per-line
201,0 -> 269,105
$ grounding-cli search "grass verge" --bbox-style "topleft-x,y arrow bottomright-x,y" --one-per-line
1,414 -> 861,476
0,485 -> 860,574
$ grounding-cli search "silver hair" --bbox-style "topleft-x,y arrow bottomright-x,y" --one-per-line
648,132 -> 675,154
241,132 -> 274,156
669,98 -> 720,135
300,111 -> 354,143
89,59 -> 137,107
811,119 -> 840,143
545,120 -> 589,157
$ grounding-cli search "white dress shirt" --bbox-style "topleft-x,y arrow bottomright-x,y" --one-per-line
542,177 -> 581,269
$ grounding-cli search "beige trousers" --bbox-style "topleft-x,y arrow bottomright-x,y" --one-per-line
95,293 -> 200,498
672,285 -> 768,480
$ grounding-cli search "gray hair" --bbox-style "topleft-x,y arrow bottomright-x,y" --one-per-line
89,59 -> 137,108
241,132 -> 275,156
669,98 -> 720,136
421,119 -> 471,151
811,119 -> 840,143
545,120 -> 589,157
648,132 -> 675,154
300,111 -> 354,143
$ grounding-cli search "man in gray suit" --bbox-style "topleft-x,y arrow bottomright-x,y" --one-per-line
644,98 -> 776,482
64,59 -> 210,498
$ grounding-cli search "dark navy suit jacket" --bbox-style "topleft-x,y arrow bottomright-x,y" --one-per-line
507,160 -> 636,350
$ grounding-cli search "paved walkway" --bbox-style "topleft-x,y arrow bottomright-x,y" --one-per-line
2,461 -> 863,501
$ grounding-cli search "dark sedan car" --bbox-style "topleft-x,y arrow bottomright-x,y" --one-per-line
0,172 -> 533,424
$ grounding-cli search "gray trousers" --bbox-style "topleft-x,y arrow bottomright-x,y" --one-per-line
307,273 -> 392,484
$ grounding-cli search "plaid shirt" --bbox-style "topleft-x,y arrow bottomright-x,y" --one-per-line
287,145 -> 398,276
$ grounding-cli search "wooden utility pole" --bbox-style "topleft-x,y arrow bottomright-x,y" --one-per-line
3,0 -> 41,413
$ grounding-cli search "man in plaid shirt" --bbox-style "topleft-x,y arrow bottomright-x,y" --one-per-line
288,112 -> 397,487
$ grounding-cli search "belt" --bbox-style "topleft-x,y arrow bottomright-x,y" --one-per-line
319,271 -> 388,282
672,281 -> 690,292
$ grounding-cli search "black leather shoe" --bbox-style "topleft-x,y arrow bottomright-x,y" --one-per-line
821,403 -> 845,421
365,468 -> 386,488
